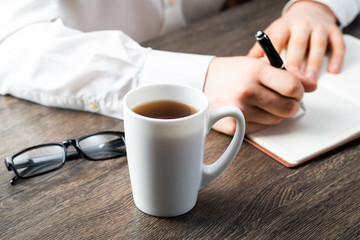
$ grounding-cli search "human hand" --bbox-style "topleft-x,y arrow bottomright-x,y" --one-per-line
248,0 -> 345,90
204,56 -> 304,134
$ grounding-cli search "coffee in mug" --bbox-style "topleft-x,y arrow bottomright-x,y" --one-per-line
132,100 -> 198,119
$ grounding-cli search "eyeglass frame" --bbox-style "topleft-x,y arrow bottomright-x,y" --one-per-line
5,131 -> 126,185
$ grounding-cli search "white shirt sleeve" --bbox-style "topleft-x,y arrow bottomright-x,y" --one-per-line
0,1 -> 213,120
283,0 -> 360,28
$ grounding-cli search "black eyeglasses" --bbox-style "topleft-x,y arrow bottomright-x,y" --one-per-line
4,131 -> 126,185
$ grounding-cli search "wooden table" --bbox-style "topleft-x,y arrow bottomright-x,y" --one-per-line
1,0 -> 360,239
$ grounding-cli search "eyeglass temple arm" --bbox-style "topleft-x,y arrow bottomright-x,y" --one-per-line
11,154 -> 71,169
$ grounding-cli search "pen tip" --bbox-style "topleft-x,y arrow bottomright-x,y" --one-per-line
300,101 -> 306,112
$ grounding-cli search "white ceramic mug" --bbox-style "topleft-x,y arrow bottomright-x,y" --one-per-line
123,84 -> 245,217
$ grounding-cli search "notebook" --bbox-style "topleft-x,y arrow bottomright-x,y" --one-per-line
245,34 -> 360,167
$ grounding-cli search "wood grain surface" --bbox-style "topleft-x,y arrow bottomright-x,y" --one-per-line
1,0 -> 360,239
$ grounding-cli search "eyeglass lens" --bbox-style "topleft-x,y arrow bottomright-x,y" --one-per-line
79,134 -> 125,160
13,145 -> 65,177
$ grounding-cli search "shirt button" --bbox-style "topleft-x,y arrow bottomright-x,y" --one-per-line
88,102 -> 99,111
168,0 -> 175,6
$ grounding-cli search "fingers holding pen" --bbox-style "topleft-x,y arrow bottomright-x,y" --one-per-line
233,65 -> 303,133
204,57 -> 304,134
256,65 -> 303,117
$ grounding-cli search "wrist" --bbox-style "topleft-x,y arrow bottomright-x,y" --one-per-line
140,50 -> 214,91
284,0 -> 339,25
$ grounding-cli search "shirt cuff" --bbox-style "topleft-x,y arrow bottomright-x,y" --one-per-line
139,49 -> 214,91
282,0 -> 360,29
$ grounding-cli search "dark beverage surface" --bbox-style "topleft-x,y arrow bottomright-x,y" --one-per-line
132,100 -> 198,119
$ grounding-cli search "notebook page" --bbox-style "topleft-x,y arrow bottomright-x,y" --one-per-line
246,87 -> 360,164
318,35 -> 360,107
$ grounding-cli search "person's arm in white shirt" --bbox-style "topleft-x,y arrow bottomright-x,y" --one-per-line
0,1 -> 213,119
0,0 -> 333,135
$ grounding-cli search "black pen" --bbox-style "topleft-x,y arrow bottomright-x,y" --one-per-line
255,30 -> 306,111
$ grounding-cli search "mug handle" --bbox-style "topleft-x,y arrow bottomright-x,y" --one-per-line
200,106 -> 245,189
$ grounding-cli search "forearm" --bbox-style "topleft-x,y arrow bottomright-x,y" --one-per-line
0,1 -> 213,120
